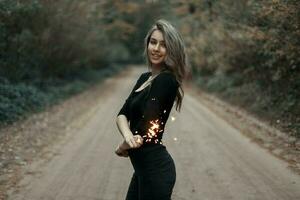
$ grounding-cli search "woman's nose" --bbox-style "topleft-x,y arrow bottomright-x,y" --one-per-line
154,43 -> 160,50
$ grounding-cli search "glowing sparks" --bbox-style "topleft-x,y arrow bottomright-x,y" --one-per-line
173,137 -> 178,141
150,120 -> 159,130
139,107 -> 170,144
171,116 -> 176,121
142,119 -> 163,143
149,129 -> 156,136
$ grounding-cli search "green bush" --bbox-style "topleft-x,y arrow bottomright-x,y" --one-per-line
0,82 -> 47,123
0,66 -> 123,126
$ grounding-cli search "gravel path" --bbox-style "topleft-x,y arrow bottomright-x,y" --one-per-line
3,66 -> 300,200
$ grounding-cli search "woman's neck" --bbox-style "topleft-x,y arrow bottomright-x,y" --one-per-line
150,64 -> 166,76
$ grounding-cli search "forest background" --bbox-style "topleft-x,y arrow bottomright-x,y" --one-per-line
0,0 -> 299,139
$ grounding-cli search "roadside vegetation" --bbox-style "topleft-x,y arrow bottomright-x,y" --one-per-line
173,1 -> 299,138
0,0 -> 170,127
1,0 -> 298,138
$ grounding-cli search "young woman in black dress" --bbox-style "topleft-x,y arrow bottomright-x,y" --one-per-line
115,19 -> 188,200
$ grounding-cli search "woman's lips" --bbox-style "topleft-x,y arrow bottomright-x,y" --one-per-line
151,54 -> 161,59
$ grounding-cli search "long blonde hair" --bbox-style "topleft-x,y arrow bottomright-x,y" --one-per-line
144,19 -> 188,111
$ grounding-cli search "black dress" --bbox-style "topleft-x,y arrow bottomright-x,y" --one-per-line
117,70 -> 179,200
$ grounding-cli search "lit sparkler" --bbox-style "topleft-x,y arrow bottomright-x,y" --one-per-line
142,119 -> 163,143
140,104 -> 169,144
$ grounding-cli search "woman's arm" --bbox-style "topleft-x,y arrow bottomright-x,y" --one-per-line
115,117 -> 143,157
116,115 -> 140,148
115,73 -> 148,153
115,135 -> 143,157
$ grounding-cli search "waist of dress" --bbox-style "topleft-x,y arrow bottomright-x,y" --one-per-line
128,143 -> 165,155
128,144 -> 174,176
128,144 -> 170,163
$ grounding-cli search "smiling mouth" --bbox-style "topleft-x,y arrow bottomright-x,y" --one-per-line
151,54 -> 161,59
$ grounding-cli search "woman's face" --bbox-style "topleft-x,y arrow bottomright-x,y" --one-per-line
147,30 -> 167,67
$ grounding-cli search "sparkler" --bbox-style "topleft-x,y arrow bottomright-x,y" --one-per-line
138,102 -> 169,144
142,119 -> 163,144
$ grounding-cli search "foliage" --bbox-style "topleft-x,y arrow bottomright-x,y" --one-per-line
0,0 -> 171,125
0,0 -> 170,81
0,65 -> 122,126
175,0 -> 300,137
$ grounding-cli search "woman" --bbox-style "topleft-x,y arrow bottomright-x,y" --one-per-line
115,19 -> 187,200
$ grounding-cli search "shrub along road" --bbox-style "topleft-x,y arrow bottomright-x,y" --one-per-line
3,66 -> 300,200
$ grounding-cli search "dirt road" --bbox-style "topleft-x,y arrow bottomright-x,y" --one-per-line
7,67 -> 300,200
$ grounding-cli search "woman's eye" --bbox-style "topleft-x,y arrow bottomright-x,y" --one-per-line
150,40 -> 156,45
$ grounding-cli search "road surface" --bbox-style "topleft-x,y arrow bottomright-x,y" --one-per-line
7,67 -> 300,200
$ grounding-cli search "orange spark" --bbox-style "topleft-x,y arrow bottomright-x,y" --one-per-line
143,119 -> 163,143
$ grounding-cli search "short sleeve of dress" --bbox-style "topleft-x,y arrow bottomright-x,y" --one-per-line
117,72 -> 148,119
133,72 -> 178,142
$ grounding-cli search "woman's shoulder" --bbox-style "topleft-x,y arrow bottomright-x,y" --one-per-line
136,72 -> 151,83
154,71 -> 179,88
142,71 -> 152,77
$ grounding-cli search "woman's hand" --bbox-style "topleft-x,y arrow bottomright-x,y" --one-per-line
133,135 -> 144,147
124,134 -> 144,149
115,135 -> 144,157
115,144 -> 129,157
